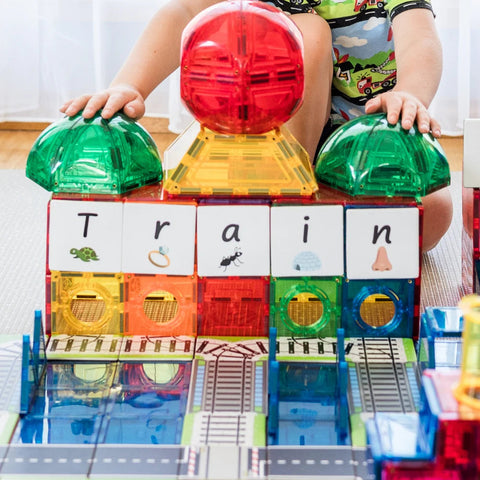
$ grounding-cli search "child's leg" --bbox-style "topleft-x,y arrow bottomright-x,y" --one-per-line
421,187 -> 453,252
285,13 -> 333,161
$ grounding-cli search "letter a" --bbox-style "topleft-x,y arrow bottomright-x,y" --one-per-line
222,224 -> 240,242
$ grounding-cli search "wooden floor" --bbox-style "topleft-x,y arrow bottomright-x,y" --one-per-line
0,118 -> 464,171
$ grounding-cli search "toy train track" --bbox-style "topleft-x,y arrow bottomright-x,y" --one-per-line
204,358 -> 255,412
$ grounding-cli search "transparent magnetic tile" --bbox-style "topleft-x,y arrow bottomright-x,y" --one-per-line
116,362 -> 191,392
28,387 -> 110,419
98,414 -> 185,445
12,414 -> 104,444
26,112 -> 162,195
315,113 -> 450,197
42,361 -> 118,391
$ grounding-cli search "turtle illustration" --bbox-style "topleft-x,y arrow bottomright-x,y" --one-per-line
70,247 -> 100,262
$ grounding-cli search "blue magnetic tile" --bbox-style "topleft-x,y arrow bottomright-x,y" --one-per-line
342,279 -> 415,337
11,414 -> 104,445
99,414 -> 185,445
274,362 -> 350,446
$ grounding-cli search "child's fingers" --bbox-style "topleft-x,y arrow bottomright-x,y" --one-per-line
123,98 -> 145,119
63,94 -> 95,117
82,92 -> 110,118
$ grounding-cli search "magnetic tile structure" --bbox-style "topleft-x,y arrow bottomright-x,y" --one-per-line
7,1 -> 478,479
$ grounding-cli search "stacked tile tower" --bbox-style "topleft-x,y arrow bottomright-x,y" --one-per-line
1,1 -> 473,479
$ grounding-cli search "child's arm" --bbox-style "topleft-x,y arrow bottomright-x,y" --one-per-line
61,0 -> 220,119
365,8 -> 443,137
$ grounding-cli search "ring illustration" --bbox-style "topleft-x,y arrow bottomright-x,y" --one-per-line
148,246 -> 171,268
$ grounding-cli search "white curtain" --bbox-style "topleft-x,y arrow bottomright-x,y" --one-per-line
0,0 -> 478,135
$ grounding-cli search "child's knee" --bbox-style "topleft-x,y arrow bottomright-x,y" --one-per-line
291,13 -> 332,58
422,187 -> 453,252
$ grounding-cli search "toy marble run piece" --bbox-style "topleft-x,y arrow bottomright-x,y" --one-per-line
163,0 -> 318,197
26,111 -> 162,195
315,113 -> 451,198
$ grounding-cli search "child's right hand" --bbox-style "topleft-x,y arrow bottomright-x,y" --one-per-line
60,84 -> 145,119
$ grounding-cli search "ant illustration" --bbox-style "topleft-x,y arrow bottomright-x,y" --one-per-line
219,247 -> 243,271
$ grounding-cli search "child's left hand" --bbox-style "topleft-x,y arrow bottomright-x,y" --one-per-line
365,90 -> 441,138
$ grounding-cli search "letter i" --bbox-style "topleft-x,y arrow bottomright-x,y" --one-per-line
303,216 -> 310,243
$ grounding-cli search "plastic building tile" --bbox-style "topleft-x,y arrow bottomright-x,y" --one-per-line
180,0 -> 303,134
454,295 -> 480,411
198,277 -> 269,336
274,336 -> 340,362
45,334 -> 124,361
13,415 -> 104,445
193,337 -> 269,362
270,204 -> 344,278
26,112 -> 162,195
345,205 -> 420,281
163,124 -> 318,197
418,307 -> 463,370
348,338 -> 421,446
124,274 -> 197,336
270,276 -> 342,337
367,412 -> 433,463
43,362 -> 118,391
187,358 -> 267,414
182,412 -> 266,447
269,362 -> 350,446
421,370 -> 480,473
196,204 -> 270,277
382,462 -> 463,479
315,113 -> 450,197
122,182 -> 164,202
341,278 -> 417,338
19,312 -> 47,414
118,336 -> 196,361
461,186 -> 478,295
122,202 -> 197,276
463,118 -> 480,189
50,271 -> 124,335
14,373 -> 109,445
345,337 -> 418,364
48,198 -> 124,273
100,362 -> 191,445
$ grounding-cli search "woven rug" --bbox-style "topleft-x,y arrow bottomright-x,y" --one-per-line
0,170 -> 464,335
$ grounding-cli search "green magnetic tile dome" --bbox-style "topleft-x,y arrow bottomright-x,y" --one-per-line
26,112 -> 163,194
314,113 -> 450,197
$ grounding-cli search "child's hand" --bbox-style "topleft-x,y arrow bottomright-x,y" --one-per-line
60,84 -> 145,119
365,90 -> 441,138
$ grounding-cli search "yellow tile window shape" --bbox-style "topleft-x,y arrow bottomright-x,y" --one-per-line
50,271 -> 124,335
455,295 -> 480,415
163,125 -> 318,198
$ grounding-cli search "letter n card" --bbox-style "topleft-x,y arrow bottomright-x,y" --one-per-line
346,206 -> 420,280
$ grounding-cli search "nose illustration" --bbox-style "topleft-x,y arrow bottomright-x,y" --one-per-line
372,246 -> 392,271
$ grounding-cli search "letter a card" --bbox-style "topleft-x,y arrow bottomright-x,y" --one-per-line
197,204 -> 270,277
346,206 -> 420,279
